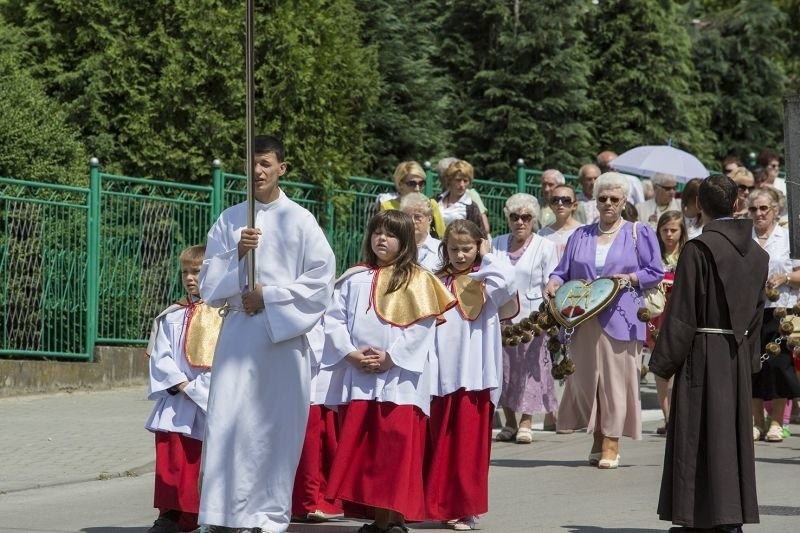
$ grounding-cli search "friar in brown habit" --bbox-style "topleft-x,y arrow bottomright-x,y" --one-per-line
649,174 -> 769,533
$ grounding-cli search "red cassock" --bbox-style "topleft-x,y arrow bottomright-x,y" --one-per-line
154,432 -> 202,531
292,404 -> 343,516
324,400 -> 427,521
424,388 -> 493,520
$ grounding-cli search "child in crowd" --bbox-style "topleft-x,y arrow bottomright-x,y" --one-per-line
427,220 -> 517,531
291,320 -> 343,523
145,244 -> 220,533
321,210 -> 455,533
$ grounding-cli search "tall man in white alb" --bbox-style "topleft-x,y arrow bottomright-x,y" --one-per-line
198,135 -> 336,532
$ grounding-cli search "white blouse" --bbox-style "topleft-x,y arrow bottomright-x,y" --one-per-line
753,224 -> 796,309
492,233 -> 558,321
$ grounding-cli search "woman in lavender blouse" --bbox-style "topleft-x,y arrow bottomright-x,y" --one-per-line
544,172 -> 663,469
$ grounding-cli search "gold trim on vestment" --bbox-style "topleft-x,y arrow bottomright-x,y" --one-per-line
372,265 -> 456,326
448,270 -> 485,321
183,301 -> 223,368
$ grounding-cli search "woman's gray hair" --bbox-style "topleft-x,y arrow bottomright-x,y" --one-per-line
503,193 -> 540,220
399,192 -> 432,216
594,172 -> 630,198
747,186 -> 781,209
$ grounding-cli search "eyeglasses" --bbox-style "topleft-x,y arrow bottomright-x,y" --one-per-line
597,195 -> 623,205
550,196 -> 574,206
509,213 -> 533,223
748,205 -> 774,213
724,167 -> 738,174
408,213 -> 430,222
656,184 -> 677,192
737,184 -> 754,193
403,178 -> 426,188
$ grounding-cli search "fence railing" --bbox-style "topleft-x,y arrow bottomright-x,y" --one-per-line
1,161 -> 560,361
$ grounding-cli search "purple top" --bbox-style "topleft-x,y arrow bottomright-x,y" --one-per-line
549,221 -> 664,342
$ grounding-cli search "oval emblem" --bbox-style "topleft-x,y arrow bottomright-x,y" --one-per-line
548,277 -> 622,329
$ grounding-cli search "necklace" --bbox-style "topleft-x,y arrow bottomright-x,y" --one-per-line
598,220 -> 622,235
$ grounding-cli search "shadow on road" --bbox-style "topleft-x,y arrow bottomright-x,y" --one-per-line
561,527 -> 663,532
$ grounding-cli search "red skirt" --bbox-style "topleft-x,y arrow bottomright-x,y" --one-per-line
425,389 -> 493,520
325,400 -> 427,521
292,405 -> 343,516
154,431 -> 202,528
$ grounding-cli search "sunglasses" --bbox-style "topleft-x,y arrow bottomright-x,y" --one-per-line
550,196 -> 574,206
724,167 -> 738,174
404,178 -> 426,188
656,185 -> 677,191
748,205 -> 773,213
509,213 -> 533,223
738,184 -> 754,193
597,195 -> 623,205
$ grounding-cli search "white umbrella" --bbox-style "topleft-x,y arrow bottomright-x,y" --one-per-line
611,144 -> 709,183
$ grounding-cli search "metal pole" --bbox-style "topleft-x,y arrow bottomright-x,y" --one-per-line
86,157 -> 101,362
245,0 -> 256,290
785,95 -> 800,258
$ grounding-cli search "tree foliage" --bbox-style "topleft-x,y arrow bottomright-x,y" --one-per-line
438,0 -> 595,180
688,0 -> 789,162
0,0 -> 377,186
357,0 -> 451,178
0,0 -> 795,183
0,35 -> 86,185
588,0 -> 713,162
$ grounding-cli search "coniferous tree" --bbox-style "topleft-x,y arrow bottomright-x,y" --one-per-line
689,0 -> 788,161
357,0 -> 452,178
438,0 -> 595,180
588,0 -> 713,162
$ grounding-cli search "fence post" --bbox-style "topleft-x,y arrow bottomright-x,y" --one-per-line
86,158 -> 101,362
516,158 -> 526,193
423,160 -> 434,198
211,159 -> 223,222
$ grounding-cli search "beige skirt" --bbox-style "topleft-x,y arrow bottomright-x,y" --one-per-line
556,317 -> 643,439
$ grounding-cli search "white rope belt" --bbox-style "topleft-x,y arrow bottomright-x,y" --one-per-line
696,327 -> 735,335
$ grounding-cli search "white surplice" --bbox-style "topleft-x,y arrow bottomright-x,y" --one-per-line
320,268 -> 439,415
198,191 -> 335,532
491,233 -> 559,320
431,253 -> 517,406
145,304 -> 211,441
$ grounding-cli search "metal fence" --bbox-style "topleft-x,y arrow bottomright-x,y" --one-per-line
0,162 -> 561,361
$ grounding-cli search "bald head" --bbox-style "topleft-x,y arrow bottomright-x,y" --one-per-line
596,151 -> 617,173
579,164 -> 601,198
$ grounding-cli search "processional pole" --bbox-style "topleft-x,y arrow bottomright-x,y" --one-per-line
245,0 -> 256,291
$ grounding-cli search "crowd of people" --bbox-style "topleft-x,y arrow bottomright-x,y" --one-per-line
142,137 -> 799,533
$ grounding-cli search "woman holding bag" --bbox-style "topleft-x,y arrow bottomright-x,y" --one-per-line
544,172 -> 663,468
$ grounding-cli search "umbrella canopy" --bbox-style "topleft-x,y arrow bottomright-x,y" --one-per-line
611,145 -> 709,183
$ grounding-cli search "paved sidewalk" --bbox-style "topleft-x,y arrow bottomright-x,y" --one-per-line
1,384 -> 798,532
0,386 -> 154,493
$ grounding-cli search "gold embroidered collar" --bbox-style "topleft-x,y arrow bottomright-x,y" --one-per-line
370,265 -> 456,326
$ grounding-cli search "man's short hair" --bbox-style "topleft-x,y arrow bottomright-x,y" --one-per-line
698,175 -> 737,219
254,135 -> 285,162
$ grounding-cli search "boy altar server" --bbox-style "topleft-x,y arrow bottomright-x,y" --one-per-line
198,135 -> 336,532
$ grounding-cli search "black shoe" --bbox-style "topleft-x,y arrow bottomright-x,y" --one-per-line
714,526 -> 743,533
147,516 -> 180,533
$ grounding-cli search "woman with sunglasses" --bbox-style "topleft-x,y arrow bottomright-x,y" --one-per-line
730,167 -> 755,219
376,161 -> 446,238
491,193 -> 559,444
539,185 -> 583,261
544,172 -> 664,468
748,187 -> 800,443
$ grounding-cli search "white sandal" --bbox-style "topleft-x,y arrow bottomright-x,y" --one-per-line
515,427 -> 534,444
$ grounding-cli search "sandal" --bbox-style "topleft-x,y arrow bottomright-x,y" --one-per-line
495,426 -> 516,442
765,425 -> 784,442
753,426 -> 763,442
515,427 -> 534,444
